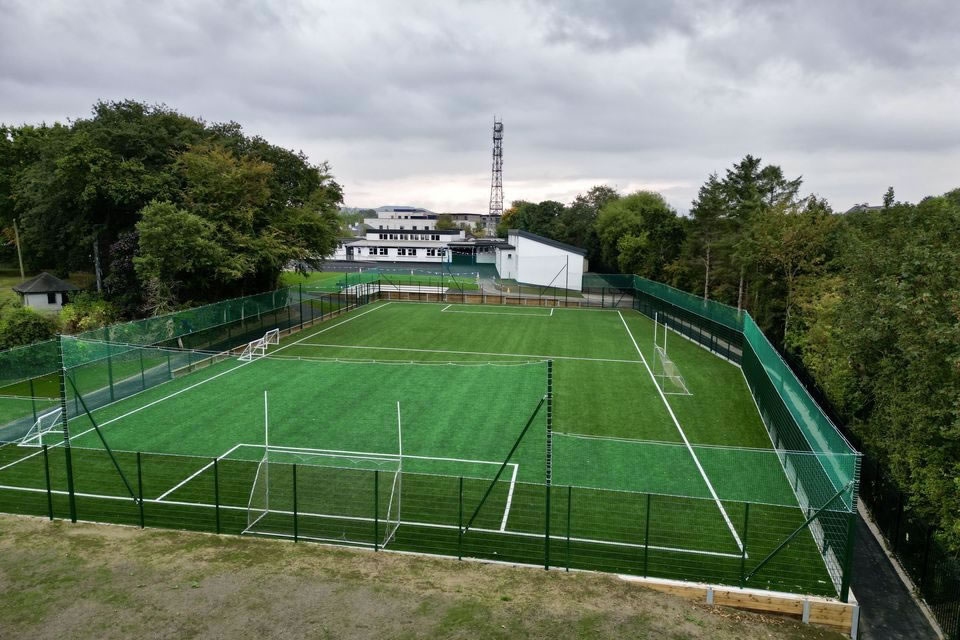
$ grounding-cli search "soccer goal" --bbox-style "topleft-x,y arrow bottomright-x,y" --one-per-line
19,408 -> 65,448
242,393 -> 404,548
238,328 -> 280,362
653,313 -> 692,396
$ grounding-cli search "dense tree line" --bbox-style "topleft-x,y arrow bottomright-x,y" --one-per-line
0,101 -> 343,317
503,159 -> 960,550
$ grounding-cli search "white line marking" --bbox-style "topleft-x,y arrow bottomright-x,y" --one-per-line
440,304 -> 552,317
0,484 -> 743,559
618,310 -> 744,553
0,448 -> 43,472
231,443 -> 513,468
299,343 -> 642,364
57,303 -> 396,451
154,443 -> 244,501
500,462 -> 519,531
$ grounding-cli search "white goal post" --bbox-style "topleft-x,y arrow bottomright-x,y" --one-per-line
19,408 -> 64,448
653,313 -> 692,396
243,393 -> 404,548
238,328 -> 280,362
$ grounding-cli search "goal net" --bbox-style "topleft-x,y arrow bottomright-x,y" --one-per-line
19,408 -> 64,448
238,328 -> 279,362
653,313 -> 691,396
244,448 -> 402,547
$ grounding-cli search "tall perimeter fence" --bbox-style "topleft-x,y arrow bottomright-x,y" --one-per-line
0,272 -> 876,608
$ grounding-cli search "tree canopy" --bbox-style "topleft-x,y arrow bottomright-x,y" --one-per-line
0,100 -> 342,312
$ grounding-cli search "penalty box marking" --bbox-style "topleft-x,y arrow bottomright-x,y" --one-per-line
440,304 -> 554,317
153,443 -> 521,532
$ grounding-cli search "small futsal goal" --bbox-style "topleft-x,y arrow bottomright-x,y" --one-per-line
242,394 -> 405,548
653,313 -> 692,396
238,328 -> 279,362
19,408 -> 64,447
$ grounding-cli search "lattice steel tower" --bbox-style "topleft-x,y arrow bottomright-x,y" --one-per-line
489,117 -> 504,218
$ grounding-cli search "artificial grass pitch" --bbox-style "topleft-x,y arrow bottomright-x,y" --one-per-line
0,300 -> 838,597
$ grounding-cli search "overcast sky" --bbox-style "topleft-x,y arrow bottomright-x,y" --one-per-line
2,0 -> 958,213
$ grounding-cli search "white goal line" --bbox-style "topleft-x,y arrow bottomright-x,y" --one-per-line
440,304 -> 555,317
299,343 -> 643,364
0,483 -> 744,560
149,442 -> 521,531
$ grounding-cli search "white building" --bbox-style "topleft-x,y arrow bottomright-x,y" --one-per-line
12,272 -> 79,312
341,206 -> 467,263
495,230 -> 586,291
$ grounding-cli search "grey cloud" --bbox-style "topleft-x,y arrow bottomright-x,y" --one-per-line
0,0 -> 958,214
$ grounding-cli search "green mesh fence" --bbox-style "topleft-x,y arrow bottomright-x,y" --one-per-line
632,275 -> 745,331
0,340 -> 59,395
78,288 -> 298,346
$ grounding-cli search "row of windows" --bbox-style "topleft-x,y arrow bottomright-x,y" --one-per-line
377,233 -> 442,241
377,225 -> 433,231
355,247 -> 447,257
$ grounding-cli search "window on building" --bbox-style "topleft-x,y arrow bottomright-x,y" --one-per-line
379,225 -> 383,229
431,234 -> 440,241
409,248 -> 417,256
426,248 -> 436,257
389,234 -> 397,240
412,225 -> 417,230
400,225 -> 405,229
439,249 -> 446,257
397,248 -> 406,256
379,247 -> 388,255
47,292 -> 57,304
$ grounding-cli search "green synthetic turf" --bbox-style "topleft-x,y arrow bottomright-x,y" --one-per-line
0,299 -> 841,598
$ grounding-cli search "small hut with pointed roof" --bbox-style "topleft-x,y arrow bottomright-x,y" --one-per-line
12,272 -> 78,312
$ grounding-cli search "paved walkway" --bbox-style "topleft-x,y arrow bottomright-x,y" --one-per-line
854,512 -> 939,639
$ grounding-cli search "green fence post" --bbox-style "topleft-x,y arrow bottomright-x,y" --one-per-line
29,378 -> 38,424
292,463 -> 299,543
739,503 -> 750,587
373,469 -> 379,551
458,476 -> 463,561
298,283 -> 304,330
839,510 -> 857,602
42,444 -> 53,520
56,336 -> 77,523
566,485 -> 571,572
643,493 -> 651,577
136,452 -> 145,528
213,458 -> 221,535
106,348 -> 115,402
166,351 -> 172,380
139,348 -> 146,391
544,483 -> 551,570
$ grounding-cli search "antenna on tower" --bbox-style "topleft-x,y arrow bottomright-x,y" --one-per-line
489,117 -> 504,223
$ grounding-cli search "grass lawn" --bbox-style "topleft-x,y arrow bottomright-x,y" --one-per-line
0,515 -> 845,640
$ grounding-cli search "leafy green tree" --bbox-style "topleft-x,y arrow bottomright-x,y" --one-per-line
721,155 -> 802,311
688,173 -> 728,299
435,214 -> 457,230
883,186 -> 896,208
559,185 -> 619,270
595,191 -> 683,281
741,197 -> 836,337
59,292 -> 120,334
0,306 -> 59,349
792,192 -> 960,548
